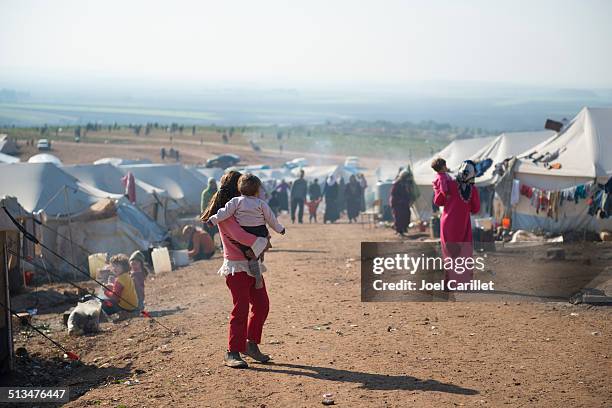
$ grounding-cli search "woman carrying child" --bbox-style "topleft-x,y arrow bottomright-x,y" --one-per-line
201,171 -> 273,369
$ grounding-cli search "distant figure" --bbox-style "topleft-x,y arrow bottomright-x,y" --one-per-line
344,175 -> 363,223
390,170 -> 418,236
161,147 -> 166,160
308,178 -> 322,201
357,173 -> 367,212
268,190 -> 281,216
323,175 -> 340,223
306,198 -> 322,223
175,150 -> 180,162
275,179 -> 290,212
290,170 -> 307,224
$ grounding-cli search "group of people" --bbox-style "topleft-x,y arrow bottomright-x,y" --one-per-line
97,251 -> 148,316
201,170 -> 369,226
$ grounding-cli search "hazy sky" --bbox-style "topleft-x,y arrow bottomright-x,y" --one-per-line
1,0 -> 611,88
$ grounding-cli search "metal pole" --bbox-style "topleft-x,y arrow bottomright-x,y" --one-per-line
63,186 -> 78,281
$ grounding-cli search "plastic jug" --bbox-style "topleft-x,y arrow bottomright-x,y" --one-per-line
88,253 -> 108,279
151,247 -> 172,274
171,250 -> 190,267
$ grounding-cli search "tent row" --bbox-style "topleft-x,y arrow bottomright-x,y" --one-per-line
407,106 -> 612,234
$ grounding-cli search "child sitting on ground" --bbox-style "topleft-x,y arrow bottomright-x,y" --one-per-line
431,157 -> 452,197
101,254 -> 139,316
305,197 -> 322,223
205,174 -> 285,288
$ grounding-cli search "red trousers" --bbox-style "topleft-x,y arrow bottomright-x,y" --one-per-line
225,272 -> 269,352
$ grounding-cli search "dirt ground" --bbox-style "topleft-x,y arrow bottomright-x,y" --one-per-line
7,217 -> 611,408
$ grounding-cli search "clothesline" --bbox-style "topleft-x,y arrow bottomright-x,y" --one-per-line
510,178 -> 611,221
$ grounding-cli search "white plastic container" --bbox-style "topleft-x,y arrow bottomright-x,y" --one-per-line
88,253 -> 108,279
151,247 -> 172,274
171,250 -> 190,267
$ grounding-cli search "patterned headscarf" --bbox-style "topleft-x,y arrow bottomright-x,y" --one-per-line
455,159 -> 493,202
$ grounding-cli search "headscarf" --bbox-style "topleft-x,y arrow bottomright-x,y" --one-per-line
455,159 -> 493,202
327,174 -> 336,186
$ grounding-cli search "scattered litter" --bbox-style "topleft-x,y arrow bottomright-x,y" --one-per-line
591,331 -> 600,336
569,313 -> 579,317
322,393 -> 334,405
268,339 -> 283,345
387,326 -> 396,332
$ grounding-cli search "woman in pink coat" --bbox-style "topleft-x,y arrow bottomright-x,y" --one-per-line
201,171 -> 272,369
433,161 -> 481,286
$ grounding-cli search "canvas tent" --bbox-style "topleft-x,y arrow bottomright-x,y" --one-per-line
63,163 -> 169,225
28,153 -> 63,166
119,164 -> 207,216
0,135 -> 18,156
0,152 -> 19,164
0,163 -> 167,274
411,136 -> 496,220
471,131 -> 554,186
93,157 -> 152,166
509,107 -> 612,233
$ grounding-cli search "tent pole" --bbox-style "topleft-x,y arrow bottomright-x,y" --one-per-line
63,186 -> 78,282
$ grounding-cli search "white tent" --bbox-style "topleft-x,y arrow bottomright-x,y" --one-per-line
511,107 -> 612,233
28,153 -> 63,166
0,163 -> 167,274
119,164 -> 207,215
0,152 -> 19,164
0,163 -> 111,216
412,137 -> 496,220
0,135 -> 18,156
63,163 -> 169,224
93,157 -> 152,166
471,131 -> 554,186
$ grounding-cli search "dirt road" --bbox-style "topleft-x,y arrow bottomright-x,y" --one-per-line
9,217 -> 611,407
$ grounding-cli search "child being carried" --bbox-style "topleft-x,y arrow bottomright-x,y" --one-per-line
206,173 -> 285,288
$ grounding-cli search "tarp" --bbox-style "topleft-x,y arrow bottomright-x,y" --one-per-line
0,152 -> 19,164
0,135 -> 18,155
0,163 -> 115,217
0,196 -> 29,231
471,130 -> 554,185
119,164 -> 207,214
63,163 -> 169,223
0,163 -> 167,274
515,107 -> 612,180
511,107 -> 612,233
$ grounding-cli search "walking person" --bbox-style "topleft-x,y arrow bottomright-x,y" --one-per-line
308,178 -> 322,201
323,175 -> 340,223
390,169 -> 418,236
290,170 -> 307,224
345,174 -> 363,223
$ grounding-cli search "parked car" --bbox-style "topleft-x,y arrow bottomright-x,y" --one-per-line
36,139 -> 51,151
205,153 -> 240,169
284,157 -> 308,169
